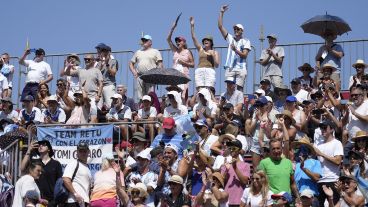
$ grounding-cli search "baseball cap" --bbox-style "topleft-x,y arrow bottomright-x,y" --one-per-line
300,189 -> 314,198
47,95 -> 58,103
165,143 -> 179,154
37,140 -> 54,157
77,142 -> 89,150
141,35 -> 152,41
286,96 -> 297,102
35,48 -> 45,55
25,190 -> 40,200
255,96 -> 268,106
194,119 -> 209,128
291,78 -> 302,84
265,96 -> 273,103
142,95 -> 152,102
266,34 -> 277,40
260,79 -> 271,85
131,132 -> 149,142
95,43 -> 107,49
22,95 -> 34,102
162,117 -> 175,129
137,148 -> 152,160
233,24 -> 244,30
254,89 -> 265,96
168,175 -> 184,185
223,102 -> 234,109
224,77 -> 236,84
111,94 -> 122,99
271,192 -> 292,203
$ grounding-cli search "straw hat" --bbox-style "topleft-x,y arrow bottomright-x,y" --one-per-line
321,63 -> 337,72
298,63 -> 315,72
275,110 -> 296,125
351,131 -> 368,141
352,59 -> 367,69
212,172 -> 225,188
291,136 -> 315,155
67,53 -> 80,63
128,183 -> 148,198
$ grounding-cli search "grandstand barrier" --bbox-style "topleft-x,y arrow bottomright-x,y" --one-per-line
0,139 -> 20,184
8,39 -> 368,106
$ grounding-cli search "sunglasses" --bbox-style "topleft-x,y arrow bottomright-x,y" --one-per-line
351,93 -> 363,98
233,27 -> 242,31
56,83 -> 64,87
84,58 -> 93,62
341,180 -> 355,185
131,190 -> 140,196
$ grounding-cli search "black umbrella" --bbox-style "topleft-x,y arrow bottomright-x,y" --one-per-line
301,13 -> 351,37
139,68 -> 191,85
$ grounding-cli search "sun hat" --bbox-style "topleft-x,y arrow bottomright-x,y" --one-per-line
129,182 -> 148,198
298,63 -> 315,72
321,63 -> 337,72
352,59 -> 367,68
351,131 -> 368,141
212,172 -> 225,188
291,136 -> 315,155
300,189 -> 314,198
168,175 -> 184,185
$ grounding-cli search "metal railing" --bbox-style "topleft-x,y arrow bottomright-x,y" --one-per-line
0,139 -> 20,184
8,38 -> 368,107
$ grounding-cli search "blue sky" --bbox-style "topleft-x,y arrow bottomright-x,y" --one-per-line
1,0 -> 367,99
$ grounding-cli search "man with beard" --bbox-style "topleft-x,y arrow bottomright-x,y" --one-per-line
19,48 -> 53,100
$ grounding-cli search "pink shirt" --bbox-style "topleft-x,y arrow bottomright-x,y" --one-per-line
221,161 -> 250,205
173,49 -> 192,76
91,168 -> 125,201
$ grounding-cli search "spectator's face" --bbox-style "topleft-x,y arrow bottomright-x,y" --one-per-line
111,98 -> 122,108
223,107 -> 233,116
355,139 -> 367,150
194,124 -> 207,136
270,141 -> 282,160
130,188 -> 142,202
278,90 -> 288,98
233,26 -> 243,36
229,146 -> 240,158
29,165 -> 42,180
23,100 -> 33,109
349,154 -> 362,167
100,49 -> 109,58
284,101 -> 295,111
137,157 -> 150,168
273,198 -> 287,207
47,101 -> 58,111
84,56 -> 94,67
351,89 -> 364,106
142,100 -> 151,108
77,149 -> 89,162
1,54 -> 9,64
198,93 -> 206,104
260,83 -> 269,91
38,142 -> 50,155
291,83 -> 301,93
39,84 -> 48,95
268,38 -> 277,47
116,87 -> 126,95
300,196 -> 313,206
131,139 -> 147,153
74,94 -> 83,105
227,82 -> 236,91
320,124 -> 333,138
164,148 -> 177,162
251,173 -> 262,188
168,182 -> 182,194
323,68 -> 333,77
141,39 -> 152,49
57,81 -> 66,91
341,178 -> 357,193
163,127 -> 175,136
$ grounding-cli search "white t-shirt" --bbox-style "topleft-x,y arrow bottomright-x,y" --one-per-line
63,160 -> 92,203
24,60 -> 52,83
0,110 -> 19,120
163,105 -> 188,118
0,73 -> 9,96
347,100 -> 368,140
240,188 -> 273,207
314,138 -> 343,183
18,107 -> 43,123
12,174 -> 40,207
293,89 -> 309,103
138,106 -> 157,119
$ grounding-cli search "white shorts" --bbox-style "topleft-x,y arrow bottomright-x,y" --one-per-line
224,68 -> 247,88
195,67 -> 216,88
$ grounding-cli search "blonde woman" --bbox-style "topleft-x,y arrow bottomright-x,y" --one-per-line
90,153 -> 125,207
240,170 -> 273,207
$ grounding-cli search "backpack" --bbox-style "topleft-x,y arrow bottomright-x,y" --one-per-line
0,174 -> 14,207
54,161 -> 79,203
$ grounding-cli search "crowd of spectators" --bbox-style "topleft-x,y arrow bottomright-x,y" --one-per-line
0,4 -> 367,207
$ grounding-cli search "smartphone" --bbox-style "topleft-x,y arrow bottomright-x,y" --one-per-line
29,48 -> 37,53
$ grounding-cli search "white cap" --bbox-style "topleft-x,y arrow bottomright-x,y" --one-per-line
265,96 -> 273,103
142,95 -> 152,102
111,94 -> 122,99
255,89 -> 265,96
165,143 -> 179,154
47,95 -> 58,102
233,24 -> 244,31
137,148 -> 152,160
300,189 -> 314,198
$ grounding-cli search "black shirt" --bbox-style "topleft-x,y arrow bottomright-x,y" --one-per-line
34,158 -> 63,201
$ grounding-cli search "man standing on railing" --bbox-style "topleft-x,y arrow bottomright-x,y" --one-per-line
19,48 -> 53,101
259,34 -> 285,88
218,5 -> 251,92
129,35 -> 163,102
